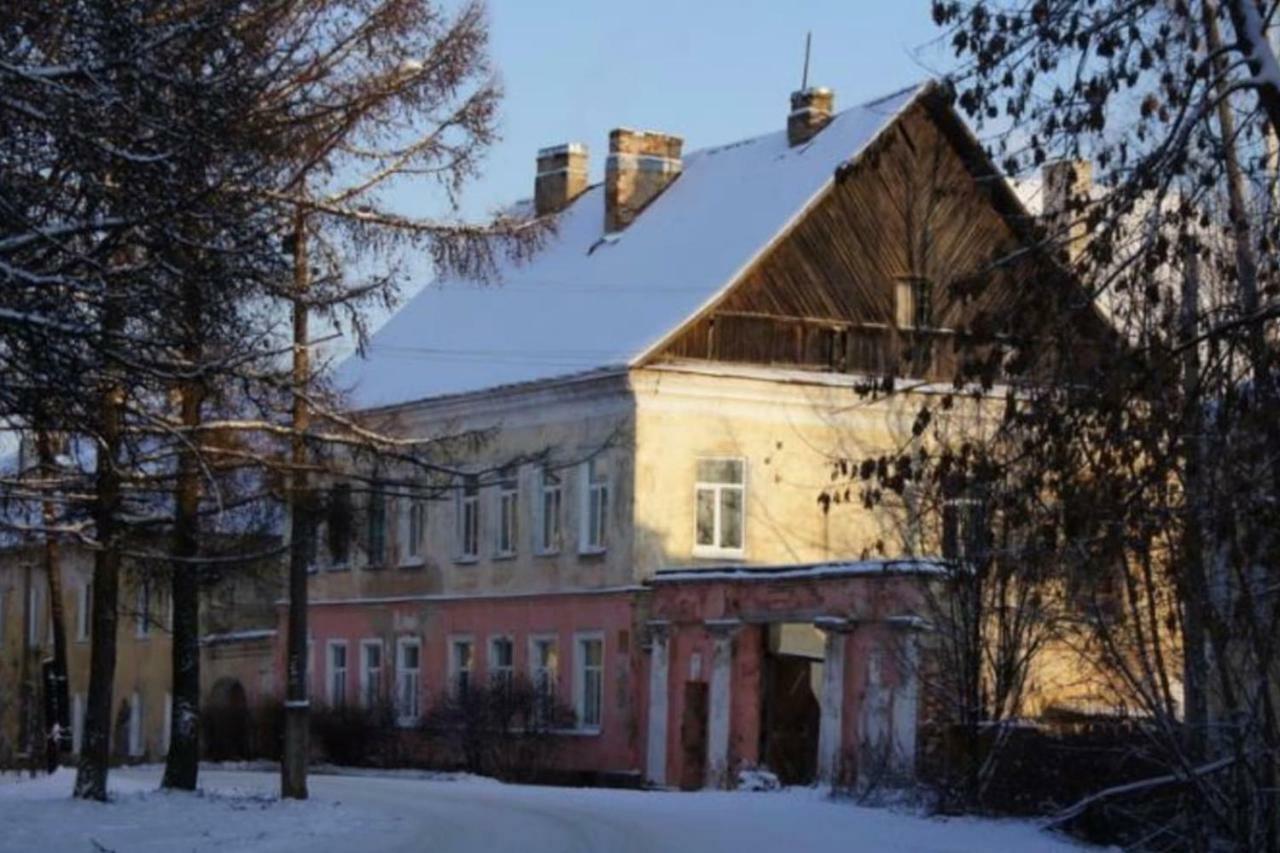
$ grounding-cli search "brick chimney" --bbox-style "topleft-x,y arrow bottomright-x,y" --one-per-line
534,143 -> 589,216
788,87 -> 834,146
1041,159 -> 1092,261
604,129 -> 683,232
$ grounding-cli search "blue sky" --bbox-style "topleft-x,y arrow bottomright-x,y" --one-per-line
428,0 -> 947,221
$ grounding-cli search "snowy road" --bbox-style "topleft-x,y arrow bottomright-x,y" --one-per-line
0,766 -> 1093,852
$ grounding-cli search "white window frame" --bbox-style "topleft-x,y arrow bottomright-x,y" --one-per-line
400,491 -> 426,567
529,634 -> 559,722
573,631 -> 605,733
535,468 -> 562,555
693,457 -> 747,559
396,636 -> 422,726
359,638 -> 384,708
135,581 -> 151,639
488,635 -> 514,691
327,640 -> 349,707
128,691 -> 144,757
448,635 -> 474,698
495,473 -> 519,558
579,459 -> 609,555
456,479 -> 479,563
76,582 -> 92,642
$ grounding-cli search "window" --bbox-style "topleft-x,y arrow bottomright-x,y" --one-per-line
135,581 -> 151,639
77,583 -> 92,642
536,468 -> 562,554
529,635 -> 559,723
694,459 -> 746,557
401,493 -> 426,566
359,639 -> 383,708
366,487 -> 387,568
456,477 -> 479,561
574,633 -> 604,732
26,585 -> 42,648
396,637 -> 421,725
896,276 -> 934,329
495,471 -> 519,558
489,636 -> 514,692
128,692 -> 144,757
327,641 -> 348,707
580,459 -> 609,554
942,495 -> 991,566
449,637 -> 474,697
329,483 -> 353,567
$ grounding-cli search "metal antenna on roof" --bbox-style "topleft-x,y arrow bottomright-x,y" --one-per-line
801,31 -> 812,91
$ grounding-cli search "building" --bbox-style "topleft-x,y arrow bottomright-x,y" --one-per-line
301,79 -> 1103,789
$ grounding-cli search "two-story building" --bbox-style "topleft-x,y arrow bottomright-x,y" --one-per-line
298,80 -> 1098,788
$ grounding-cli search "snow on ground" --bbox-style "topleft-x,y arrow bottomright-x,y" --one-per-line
0,765 -> 1102,853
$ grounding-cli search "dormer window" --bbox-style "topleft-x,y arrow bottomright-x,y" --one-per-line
895,276 -> 934,329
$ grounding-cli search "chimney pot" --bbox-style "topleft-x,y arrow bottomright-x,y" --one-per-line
535,143 -> 589,216
605,129 -> 683,232
788,87 -> 835,146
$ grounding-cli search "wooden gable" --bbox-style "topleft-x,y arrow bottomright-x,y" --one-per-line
647,96 -> 1097,383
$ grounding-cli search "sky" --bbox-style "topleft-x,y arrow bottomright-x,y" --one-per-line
406,0 -> 948,222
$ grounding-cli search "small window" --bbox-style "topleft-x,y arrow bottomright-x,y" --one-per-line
328,641 -> 348,707
574,633 -> 604,732
580,458 -> 609,554
450,637 -> 474,697
402,493 -> 426,565
536,468 -> 563,554
77,582 -> 92,642
529,635 -> 559,724
396,637 -> 422,726
489,636 -> 514,692
896,276 -> 934,329
329,484 -> 353,567
694,458 -> 746,557
366,487 -> 387,568
456,478 -> 479,561
359,639 -> 383,708
942,495 -> 990,566
135,582 -> 151,639
495,471 -> 519,558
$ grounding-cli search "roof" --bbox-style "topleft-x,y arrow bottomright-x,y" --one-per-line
649,558 -> 948,584
337,84 -> 928,410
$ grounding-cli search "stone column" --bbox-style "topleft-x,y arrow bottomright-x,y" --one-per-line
644,620 -> 671,787
704,619 -> 740,788
815,617 -> 854,786
888,615 -> 928,778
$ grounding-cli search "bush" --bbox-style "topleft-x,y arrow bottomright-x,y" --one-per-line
310,701 -> 401,768
423,676 -> 576,781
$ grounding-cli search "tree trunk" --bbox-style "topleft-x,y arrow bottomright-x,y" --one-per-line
162,352 -> 204,790
36,429 -> 71,773
281,211 -> 311,800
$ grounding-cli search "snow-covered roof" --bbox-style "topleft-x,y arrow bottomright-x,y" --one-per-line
649,558 -> 948,584
338,84 -> 927,410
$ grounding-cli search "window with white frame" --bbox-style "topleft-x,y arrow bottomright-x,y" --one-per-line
694,458 -> 745,557
495,470 -> 518,558
401,492 -> 426,566
396,637 -> 421,725
536,468 -> 562,554
135,581 -> 151,639
359,639 -> 383,707
77,582 -> 92,642
449,637 -> 474,697
529,635 -> 558,723
488,636 -> 514,692
128,692 -> 144,757
574,633 -> 604,732
456,477 -> 479,561
579,458 -> 609,554
27,585 -> 42,648
327,641 -> 348,707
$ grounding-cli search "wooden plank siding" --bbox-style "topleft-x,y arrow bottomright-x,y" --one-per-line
651,101 -> 1090,384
